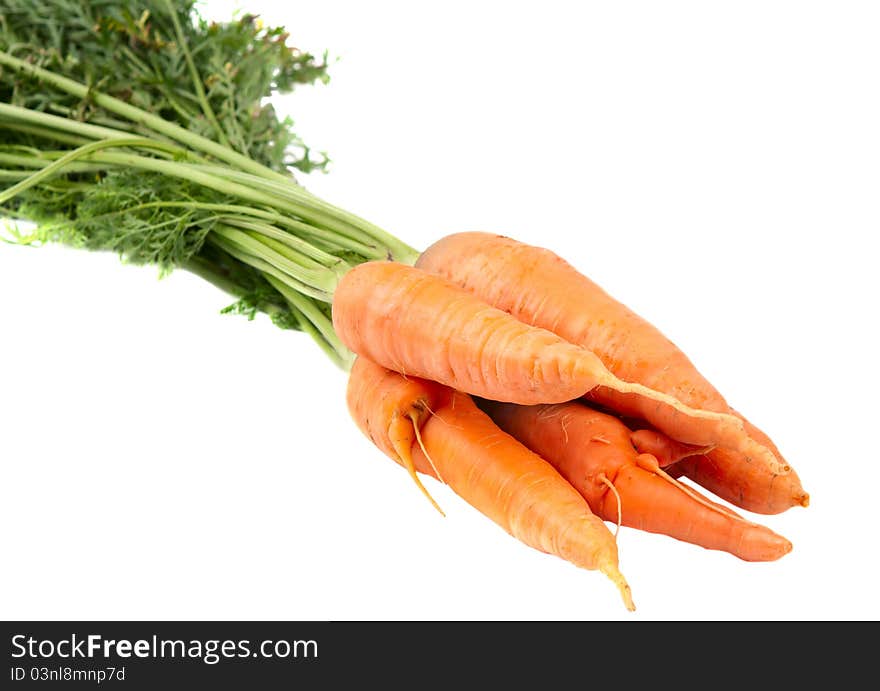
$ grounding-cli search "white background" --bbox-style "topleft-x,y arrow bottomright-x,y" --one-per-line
1,0 -> 878,621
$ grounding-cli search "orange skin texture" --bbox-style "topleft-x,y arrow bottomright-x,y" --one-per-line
670,415 -> 808,514
333,261 -> 614,405
333,260 -> 752,463
345,357 -> 634,609
416,231 -> 808,514
632,413 -> 808,513
345,356 -> 447,464
482,400 -> 793,562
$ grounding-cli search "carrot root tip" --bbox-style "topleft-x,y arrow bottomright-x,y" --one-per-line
600,560 -> 635,612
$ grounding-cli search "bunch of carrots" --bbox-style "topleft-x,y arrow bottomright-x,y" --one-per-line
0,1 -> 808,612
337,234 -> 806,611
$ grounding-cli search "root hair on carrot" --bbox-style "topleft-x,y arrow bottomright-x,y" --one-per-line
390,427 -> 446,517
634,453 -> 749,524
598,472 -> 622,538
410,411 -> 446,486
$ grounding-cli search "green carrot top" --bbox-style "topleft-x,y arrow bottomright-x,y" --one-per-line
0,0 -> 419,370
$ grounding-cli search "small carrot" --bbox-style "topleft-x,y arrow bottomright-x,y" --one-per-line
415,231 -> 808,512
480,399 -> 793,562
332,260 -> 748,442
345,356 -> 636,610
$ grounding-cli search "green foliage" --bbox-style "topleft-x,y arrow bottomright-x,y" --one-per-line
0,0 -> 329,173
0,1 -> 414,369
71,170 -> 219,269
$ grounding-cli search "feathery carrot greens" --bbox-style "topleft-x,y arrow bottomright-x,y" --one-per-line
0,0 -> 418,369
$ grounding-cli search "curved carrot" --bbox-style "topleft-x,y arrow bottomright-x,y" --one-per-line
345,356 -> 636,610
481,399 -> 793,562
415,231 -> 808,513
333,261 -> 744,433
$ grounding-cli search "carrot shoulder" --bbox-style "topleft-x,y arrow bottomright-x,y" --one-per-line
415,231 -> 808,513
345,356 -> 636,610
481,399 -> 793,562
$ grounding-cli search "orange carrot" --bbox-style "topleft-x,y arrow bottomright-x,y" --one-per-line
415,231 -> 808,513
481,399 -> 793,562
332,260 -> 747,440
345,356 -> 636,610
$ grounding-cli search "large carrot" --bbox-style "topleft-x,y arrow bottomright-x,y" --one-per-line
481,399 -> 793,562
415,231 -> 808,513
332,260 -> 756,456
345,356 -> 636,610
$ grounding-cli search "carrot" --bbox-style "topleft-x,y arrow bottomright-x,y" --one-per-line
481,399 -> 793,562
415,231 -> 808,513
345,356 -> 636,610
332,260 -> 747,437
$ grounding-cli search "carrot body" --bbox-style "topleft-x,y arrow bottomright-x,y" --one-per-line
333,261 -> 746,439
334,260 -> 614,404
480,399 -> 793,562
345,356 -> 635,610
415,231 -> 808,513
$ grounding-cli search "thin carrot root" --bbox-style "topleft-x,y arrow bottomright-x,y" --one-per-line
345,356 -> 449,516
411,413 -> 446,486
605,377 -> 740,425
598,558 -> 635,612
389,414 -> 445,517
597,472 -> 622,538
584,474 -> 633,611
